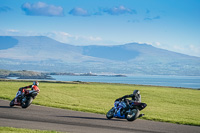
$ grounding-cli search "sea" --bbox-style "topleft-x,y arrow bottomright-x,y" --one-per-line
50,75 -> 200,89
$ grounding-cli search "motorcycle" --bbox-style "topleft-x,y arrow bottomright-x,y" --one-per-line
106,98 -> 147,121
10,90 -> 39,108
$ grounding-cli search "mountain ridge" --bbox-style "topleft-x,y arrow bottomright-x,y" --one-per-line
0,36 -> 200,76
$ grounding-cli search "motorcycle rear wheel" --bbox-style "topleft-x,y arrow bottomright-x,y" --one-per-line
21,97 -> 33,108
127,109 -> 140,121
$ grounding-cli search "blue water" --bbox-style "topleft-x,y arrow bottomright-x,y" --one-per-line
51,75 -> 200,89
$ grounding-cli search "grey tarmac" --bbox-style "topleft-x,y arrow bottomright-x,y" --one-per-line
0,100 -> 200,133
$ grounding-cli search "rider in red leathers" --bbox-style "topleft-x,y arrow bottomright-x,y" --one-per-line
14,81 -> 40,105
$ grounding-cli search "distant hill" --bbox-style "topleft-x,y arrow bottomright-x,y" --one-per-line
0,69 -> 52,79
0,36 -> 200,76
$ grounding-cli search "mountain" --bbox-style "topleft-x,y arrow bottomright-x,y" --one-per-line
0,36 -> 200,76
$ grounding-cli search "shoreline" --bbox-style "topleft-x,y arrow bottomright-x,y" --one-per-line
0,78 -> 198,90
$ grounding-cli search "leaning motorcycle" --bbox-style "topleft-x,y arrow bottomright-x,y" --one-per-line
106,98 -> 147,121
10,90 -> 39,108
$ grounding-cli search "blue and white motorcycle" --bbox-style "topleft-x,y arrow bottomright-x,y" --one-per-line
106,98 -> 147,121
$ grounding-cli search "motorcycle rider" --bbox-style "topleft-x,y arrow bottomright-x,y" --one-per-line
115,90 -> 141,102
14,81 -> 40,105
115,90 -> 144,117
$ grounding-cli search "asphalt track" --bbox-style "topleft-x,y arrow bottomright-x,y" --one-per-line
0,100 -> 200,133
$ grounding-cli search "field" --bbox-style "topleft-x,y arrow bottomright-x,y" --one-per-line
0,80 -> 200,126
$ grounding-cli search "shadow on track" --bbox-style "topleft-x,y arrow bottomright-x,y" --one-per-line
57,115 -> 125,122
57,116 -> 159,133
0,106 -> 18,108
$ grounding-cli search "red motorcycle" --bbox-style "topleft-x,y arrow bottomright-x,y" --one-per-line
10,90 -> 39,108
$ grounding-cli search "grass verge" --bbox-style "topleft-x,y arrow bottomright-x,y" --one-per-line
0,80 -> 199,126
0,127 -> 62,133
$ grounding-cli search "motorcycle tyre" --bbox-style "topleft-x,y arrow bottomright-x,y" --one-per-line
21,97 -> 33,108
127,109 -> 140,121
106,108 -> 115,119
10,98 -> 15,107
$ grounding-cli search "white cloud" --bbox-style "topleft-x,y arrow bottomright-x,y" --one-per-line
137,41 -> 153,45
7,29 -> 19,33
21,2 -> 64,17
85,36 -> 102,41
144,16 -> 161,21
0,29 -> 20,36
45,31 -> 72,44
68,5 -> 137,17
154,42 -> 161,46
177,44 -> 200,57
69,7 -> 90,16
45,31 -> 104,45
103,5 -> 137,15
189,45 -> 200,53
151,42 -> 200,57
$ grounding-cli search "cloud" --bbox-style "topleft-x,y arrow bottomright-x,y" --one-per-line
0,6 -> 11,13
189,45 -> 200,56
21,2 -> 64,17
144,8 -> 161,21
69,7 -> 90,16
45,31 -> 104,45
103,6 -> 137,15
7,29 -> 19,33
144,16 -> 161,21
68,5 -> 137,17
154,42 -> 161,46
0,29 -> 20,36
172,45 -> 200,57
45,31 -> 73,43
150,42 -> 200,57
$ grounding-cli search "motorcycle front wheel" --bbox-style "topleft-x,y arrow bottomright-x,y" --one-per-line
106,107 -> 115,119
9,98 -> 15,107
126,109 -> 140,121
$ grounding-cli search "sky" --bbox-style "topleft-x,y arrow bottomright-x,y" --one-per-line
0,0 -> 200,57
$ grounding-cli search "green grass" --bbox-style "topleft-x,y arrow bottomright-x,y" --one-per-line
0,80 -> 200,126
0,127 -> 62,133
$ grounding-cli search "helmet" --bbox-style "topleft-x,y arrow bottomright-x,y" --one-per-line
33,81 -> 39,86
133,90 -> 140,96
133,90 -> 141,102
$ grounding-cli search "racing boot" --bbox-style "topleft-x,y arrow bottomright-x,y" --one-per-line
138,114 -> 145,118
